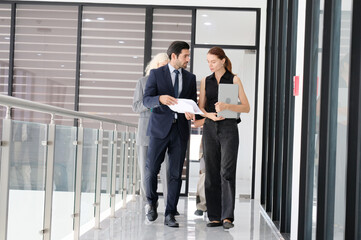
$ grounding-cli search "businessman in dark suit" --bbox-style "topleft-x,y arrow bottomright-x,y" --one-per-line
143,41 -> 197,227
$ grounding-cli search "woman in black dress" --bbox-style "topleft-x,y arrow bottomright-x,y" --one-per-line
198,47 -> 250,229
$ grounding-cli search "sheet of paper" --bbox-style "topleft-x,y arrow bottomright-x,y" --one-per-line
168,98 -> 203,114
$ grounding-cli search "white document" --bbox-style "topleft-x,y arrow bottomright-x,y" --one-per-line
168,98 -> 203,114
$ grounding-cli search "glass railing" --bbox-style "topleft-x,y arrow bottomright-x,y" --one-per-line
0,95 -> 139,240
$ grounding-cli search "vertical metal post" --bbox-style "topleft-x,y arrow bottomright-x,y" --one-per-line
0,107 -> 12,240
110,125 -> 117,217
122,127 -> 129,208
131,132 -> 137,201
94,122 -> 103,229
42,114 -> 56,240
134,128 -> 140,193
73,119 -> 84,240
118,132 -> 125,205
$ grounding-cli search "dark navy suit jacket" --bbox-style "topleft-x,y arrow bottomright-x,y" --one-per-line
143,64 -> 197,141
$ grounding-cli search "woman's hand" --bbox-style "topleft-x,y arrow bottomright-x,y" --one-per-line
215,102 -> 228,112
185,112 -> 195,121
207,112 -> 225,121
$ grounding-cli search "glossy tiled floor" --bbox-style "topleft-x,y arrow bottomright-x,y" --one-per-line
81,196 -> 283,240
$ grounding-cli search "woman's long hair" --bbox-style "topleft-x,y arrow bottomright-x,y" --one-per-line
145,53 -> 169,76
207,47 -> 233,74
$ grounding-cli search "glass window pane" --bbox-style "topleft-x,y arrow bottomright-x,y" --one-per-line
0,4 -> 11,94
152,9 -> 192,56
100,130 -> 113,215
196,9 -> 257,46
80,128 -> 98,227
80,7 -> 145,126
151,9 -> 192,194
8,121 -> 47,240
313,0 -> 325,237
0,107 -> 4,173
333,1 -> 352,239
51,125 -> 77,240
12,4 -> 78,125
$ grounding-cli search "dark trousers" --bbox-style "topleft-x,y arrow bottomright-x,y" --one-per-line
203,118 -> 239,222
145,123 -> 188,216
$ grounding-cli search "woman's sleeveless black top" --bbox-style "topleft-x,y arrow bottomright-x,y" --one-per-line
205,70 -> 234,113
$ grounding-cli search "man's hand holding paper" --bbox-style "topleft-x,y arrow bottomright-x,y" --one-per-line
168,98 -> 203,115
159,95 -> 178,106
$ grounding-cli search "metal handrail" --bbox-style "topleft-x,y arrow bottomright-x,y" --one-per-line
0,94 -> 137,128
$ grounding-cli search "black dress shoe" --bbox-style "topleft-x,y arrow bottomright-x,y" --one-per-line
206,221 -> 222,227
223,221 -> 234,229
194,209 -> 203,216
175,210 -> 180,216
146,205 -> 158,222
164,214 -> 179,227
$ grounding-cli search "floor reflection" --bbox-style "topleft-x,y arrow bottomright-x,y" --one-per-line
81,196 -> 282,240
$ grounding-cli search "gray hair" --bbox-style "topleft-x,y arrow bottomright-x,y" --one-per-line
145,53 -> 169,76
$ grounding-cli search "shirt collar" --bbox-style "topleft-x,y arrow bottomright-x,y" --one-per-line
168,63 -> 182,75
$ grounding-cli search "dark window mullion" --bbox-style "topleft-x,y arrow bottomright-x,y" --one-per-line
345,0 -> 361,239
316,0 -> 341,238
280,0 -> 298,233
266,0 -> 280,214
273,0 -> 288,223
261,0 -> 274,206
251,8 -> 261,199
190,8 -> 196,73
298,0 -> 321,239
74,5 -> 83,127
143,7 -> 153,76
8,3 -> 16,96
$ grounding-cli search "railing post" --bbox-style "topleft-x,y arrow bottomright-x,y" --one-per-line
42,114 -> 56,240
122,126 -> 129,208
0,107 -> 12,240
110,125 -> 118,217
94,122 -> 103,229
117,132 -> 125,206
131,132 -> 137,201
73,119 -> 84,240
